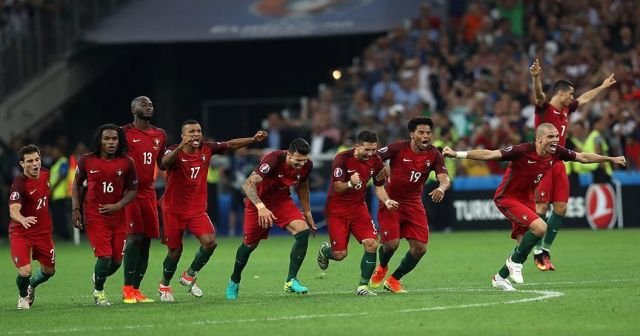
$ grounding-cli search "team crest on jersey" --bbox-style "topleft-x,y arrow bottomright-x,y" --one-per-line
259,164 -> 271,174
116,169 -> 123,176
153,138 -> 160,150
201,155 -> 206,162
425,160 -> 431,167
296,174 -> 301,180
550,160 -> 553,165
9,191 -> 20,201
522,214 -> 528,221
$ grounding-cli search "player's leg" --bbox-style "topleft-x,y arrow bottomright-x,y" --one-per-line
227,205 -> 264,300
85,220 -> 115,306
372,204 -> 401,288
134,198 -> 160,295
158,211 -> 184,302
123,199 -> 144,298
317,214 -> 349,272
540,166 -> 570,270
179,213 -> 217,298
385,205 -> 430,292
11,234 -> 33,309
28,235 -> 56,306
494,199 -> 545,288
352,210 -> 379,296
283,218 -> 310,294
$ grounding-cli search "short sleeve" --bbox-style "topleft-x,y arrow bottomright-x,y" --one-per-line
8,177 -> 25,205
433,150 -> 448,175
331,153 -> 349,183
300,160 -> 314,182
125,157 -> 139,190
535,101 -> 549,114
377,141 -> 404,161
499,143 -> 530,161
254,151 -> 281,179
372,159 -> 386,187
568,99 -> 579,113
205,141 -> 229,155
556,146 -> 577,161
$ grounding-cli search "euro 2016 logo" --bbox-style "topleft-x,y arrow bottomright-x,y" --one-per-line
585,184 -> 617,229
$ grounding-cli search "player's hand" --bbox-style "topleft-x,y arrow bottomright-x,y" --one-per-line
178,135 -> 193,149
429,187 -> 446,203
253,130 -> 268,142
258,207 -> 277,228
20,216 -> 38,229
529,58 -> 542,77
601,73 -> 616,88
383,199 -> 399,210
375,165 -> 390,182
98,203 -> 122,215
611,156 -> 626,167
303,211 -> 317,237
349,172 -> 361,186
442,146 -> 456,158
72,210 -> 83,230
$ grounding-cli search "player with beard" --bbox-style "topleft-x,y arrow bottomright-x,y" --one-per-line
158,120 -> 267,302
120,96 -> 167,304
369,117 -> 450,293
316,130 -> 399,296
443,123 -> 625,290
225,138 -> 317,300
72,124 -> 138,305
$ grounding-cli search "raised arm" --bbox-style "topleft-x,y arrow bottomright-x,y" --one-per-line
442,147 -> 503,161
161,136 -> 191,169
530,58 -> 546,106
576,73 -> 616,107
227,131 -> 268,150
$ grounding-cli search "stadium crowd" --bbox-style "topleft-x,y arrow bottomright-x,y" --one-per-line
2,0 -> 640,239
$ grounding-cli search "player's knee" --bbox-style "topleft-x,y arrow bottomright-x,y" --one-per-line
17,267 -> 32,278
332,250 -> 347,261
536,203 -> 549,215
385,240 -> 400,252
363,239 -> 378,253
127,234 -> 144,245
168,247 -> 183,259
410,245 -> 427,257
202,240 -> 217,252
553,202 -> 567,216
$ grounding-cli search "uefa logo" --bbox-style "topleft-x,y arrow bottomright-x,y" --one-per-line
585,184 -> 617,230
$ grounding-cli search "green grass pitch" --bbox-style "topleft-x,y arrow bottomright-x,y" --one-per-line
0,229 -> 638,335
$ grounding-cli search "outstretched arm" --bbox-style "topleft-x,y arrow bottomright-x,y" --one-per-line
574,152 -> 626,166
442,147 -> 503,161
227,131 -> 268,150
576,73 -> 616,107
530,58 -> 546,106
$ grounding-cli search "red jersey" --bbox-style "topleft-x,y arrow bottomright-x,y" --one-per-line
162,142 -> 229,215
77,154 -> 138,224
378,141 -> 447,203
494,143 -> 576,202
8,169 -> 52,235
251,150 -> 313,207
534,100 -> 579,146
326,148 -> 385,214
122,123 -> 166,198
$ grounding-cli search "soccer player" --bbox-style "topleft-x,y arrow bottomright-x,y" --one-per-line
316,130 -> 399,296
158,120 -> 267,302
72,124 -> 139,306
369,117 -> 450,293
9,145 -> 56,310
530,59 -> 616,270
443,123 -> 626,291
121,96 -> 167,304
225,138 -> 317,300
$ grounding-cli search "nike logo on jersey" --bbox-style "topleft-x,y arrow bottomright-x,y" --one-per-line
132,139 -> 142,143
30,189 -> 37,195
181,159 -> 189,162
278,174 -> 284,178
527,160 -> 536,164
89,170 -> 100,173
347,169 -> 356,173
553,111 -> 562,115
402,158 -> 412,162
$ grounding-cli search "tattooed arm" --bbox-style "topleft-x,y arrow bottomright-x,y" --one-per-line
242,172 -> 276,228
